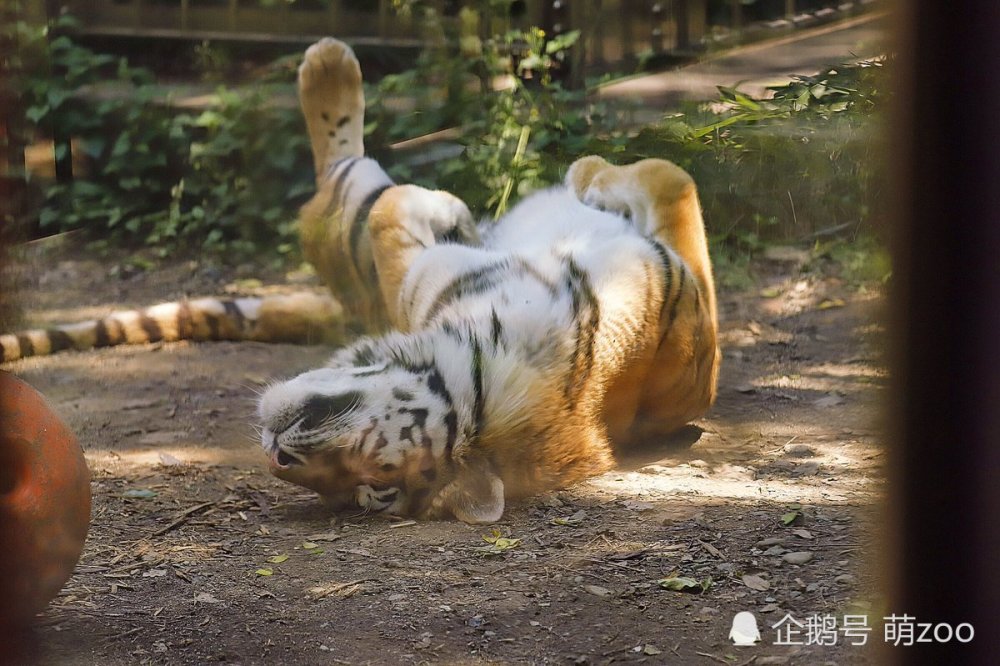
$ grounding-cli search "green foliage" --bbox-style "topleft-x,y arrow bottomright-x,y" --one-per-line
12,17 -> 311,258
11,8 -> 886,278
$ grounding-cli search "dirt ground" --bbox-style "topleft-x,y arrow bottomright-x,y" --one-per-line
2,239 -> 886,665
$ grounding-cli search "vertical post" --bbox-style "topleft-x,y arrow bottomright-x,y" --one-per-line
378,0 -> 389,39
650,1 -> 664,53
784,0 -> 795,20
327,0 -> 340,37
181,0 -> 189,31
592,0 -> 605,65
44,0 -> 72,183
889,0 -> 1000,662
674,0 -> 690,51
228,0 -> 237,32
0,0 -> 27,245
730,0 -> 742,35
621,0 -> 634,61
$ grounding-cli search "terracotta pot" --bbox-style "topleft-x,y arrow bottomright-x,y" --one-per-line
0,371 -> 90,628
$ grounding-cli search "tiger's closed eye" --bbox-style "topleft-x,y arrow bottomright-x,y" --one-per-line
299,391 -> 364,431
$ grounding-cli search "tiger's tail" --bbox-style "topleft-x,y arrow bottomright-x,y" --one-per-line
0,291 -> 344,363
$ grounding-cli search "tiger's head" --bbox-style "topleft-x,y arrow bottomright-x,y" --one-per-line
256,357 -> 506,523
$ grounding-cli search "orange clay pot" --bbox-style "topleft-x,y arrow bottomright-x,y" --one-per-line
0,371 -> 90,628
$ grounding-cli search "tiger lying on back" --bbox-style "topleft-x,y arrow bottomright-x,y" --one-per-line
257,38 -> 720,523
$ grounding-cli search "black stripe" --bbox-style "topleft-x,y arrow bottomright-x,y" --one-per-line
426,366 -> 453,406
668,267 -> 687,327
563,257 -> 601,402
15,334 -> 34,358
490,307 -> 503,347
352,344 -> 378,366
337,115 -> 351,128
647,239 -> 675,317
470,335 -> 485,440
46,329 -> 74,354
322,157 -> 360,218
348,184 -> 393,281
375,488 -> 399,506
513,257 -> 560,297
94,320 -> 112,348
442,410 -> 458,460
425,365 -> 458,458
222,301 -> 246,337
139,315 -> 163,343
439,227 -> 465,244
204,312 -> 221,339
392,388 -> 414,402
176,302 -> 193,339
423,260 -> 509,325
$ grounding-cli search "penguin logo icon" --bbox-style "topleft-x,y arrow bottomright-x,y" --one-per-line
729,611 -> 761,646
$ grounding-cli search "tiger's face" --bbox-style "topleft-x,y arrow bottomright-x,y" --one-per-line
257,363 -> 455,517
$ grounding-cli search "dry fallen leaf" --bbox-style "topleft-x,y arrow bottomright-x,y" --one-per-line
266,554 -> 289,564
158,452 -> 184,466
742,573 -> 770,591
657,576 -> 710,593
304,531 -> 342,542
306,581 -> 363,600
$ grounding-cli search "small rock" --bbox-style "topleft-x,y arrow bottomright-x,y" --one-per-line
699,606 -> 720,616
814,394 -> 845,408
763,545 -> 787,556
834,574 -> 857,586
784,443 -> 816,458
782,551 -> 815,565
758,657 -> 790,665
742,574 -> 770,591
584,585 -> 612,598
763,245 -> 811,265
792,462 -> 820,476
756,537 -> 787,548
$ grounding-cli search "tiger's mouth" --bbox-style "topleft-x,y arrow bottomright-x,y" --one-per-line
269,447 -> 305,470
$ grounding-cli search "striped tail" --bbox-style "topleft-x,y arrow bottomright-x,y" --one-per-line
0,291 -> 345,363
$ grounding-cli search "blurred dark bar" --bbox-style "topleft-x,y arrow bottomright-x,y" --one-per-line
888,0 -> 1000,661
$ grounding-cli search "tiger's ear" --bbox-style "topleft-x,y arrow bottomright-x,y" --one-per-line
441,463 -> 505,524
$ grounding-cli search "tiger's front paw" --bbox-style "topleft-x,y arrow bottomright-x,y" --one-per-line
565,156 -> 632,218
375,186 -> 478,247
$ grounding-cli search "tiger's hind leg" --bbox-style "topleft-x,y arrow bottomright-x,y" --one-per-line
367,185 -> 479,330
297,38 -> 393,330
566,156 -> 721,444
298,37 -> 365,178
297,38 -> 478,332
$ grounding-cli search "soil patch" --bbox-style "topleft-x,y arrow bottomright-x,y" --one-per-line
3,243 -> 886,665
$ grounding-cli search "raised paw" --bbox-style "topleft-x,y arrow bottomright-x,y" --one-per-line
565,155 -> 633,219
377,186 -> 478,247
298,38 -> 366,178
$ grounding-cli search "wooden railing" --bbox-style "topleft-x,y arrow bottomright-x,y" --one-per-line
60,0 -> 870,69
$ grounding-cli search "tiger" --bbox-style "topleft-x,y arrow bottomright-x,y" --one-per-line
256,38 -> 720,524
0,291 -> 344,363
